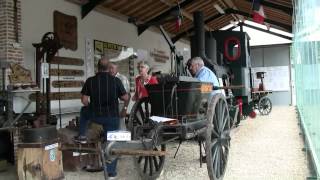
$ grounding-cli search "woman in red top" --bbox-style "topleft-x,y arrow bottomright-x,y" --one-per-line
133,61 -> 158,100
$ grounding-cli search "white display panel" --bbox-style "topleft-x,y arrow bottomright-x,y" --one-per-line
251,66 -> 290,91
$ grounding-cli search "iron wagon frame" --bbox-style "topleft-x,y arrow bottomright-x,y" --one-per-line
104,77 -> 241,180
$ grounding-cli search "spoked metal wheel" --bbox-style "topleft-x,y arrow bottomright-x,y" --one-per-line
135,145 -> 166,180
205,94 -> 231,180
128,97 -> 166,179
258,97 -> 272,115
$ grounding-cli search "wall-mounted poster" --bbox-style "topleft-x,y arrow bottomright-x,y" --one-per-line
251,66 -> 290,91
94,40 -> 136,91
150,49 -> 169,63
94,40 -> 130,72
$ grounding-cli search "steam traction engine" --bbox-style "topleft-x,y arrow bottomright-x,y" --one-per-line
104,11 -> 255,180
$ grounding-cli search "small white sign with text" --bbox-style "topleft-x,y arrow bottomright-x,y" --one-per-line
107,130 -> 131,141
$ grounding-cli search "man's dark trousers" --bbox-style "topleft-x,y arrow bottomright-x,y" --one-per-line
79,106 -> 120,177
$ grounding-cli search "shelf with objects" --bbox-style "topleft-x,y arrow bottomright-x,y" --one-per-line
0,62 -> 38,130
251,71 -> 273,116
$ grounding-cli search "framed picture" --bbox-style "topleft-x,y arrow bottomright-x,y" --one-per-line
54,11 -> 77,50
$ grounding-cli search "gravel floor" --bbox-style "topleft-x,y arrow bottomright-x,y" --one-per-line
0,106 -> 310,180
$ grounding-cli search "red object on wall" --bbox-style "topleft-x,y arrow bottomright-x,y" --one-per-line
224,37 -> 241,61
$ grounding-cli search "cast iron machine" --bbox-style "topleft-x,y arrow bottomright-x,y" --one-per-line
102,11 -> 257,180
251,72 -> 273,115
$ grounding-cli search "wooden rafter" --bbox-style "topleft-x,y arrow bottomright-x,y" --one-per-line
82,0 -> 107,18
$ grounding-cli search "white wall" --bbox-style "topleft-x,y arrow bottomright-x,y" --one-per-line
250,44 -> 292,105
19,0 -> 190,126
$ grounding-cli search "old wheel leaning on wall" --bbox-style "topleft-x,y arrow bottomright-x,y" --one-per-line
258,96 -> 272,115
205,94 -> 231,180
128,97 -> 166,180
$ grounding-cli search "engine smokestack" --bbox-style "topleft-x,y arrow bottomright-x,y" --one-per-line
191,11 -> 215,71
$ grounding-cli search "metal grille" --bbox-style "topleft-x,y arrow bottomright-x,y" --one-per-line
292,0 -> 320,176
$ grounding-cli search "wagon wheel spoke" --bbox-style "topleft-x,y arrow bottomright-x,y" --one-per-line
210,138 -> 218,145
152,156 -> 159,171
211,143 -> 218,161
220,146 -> 225,171
221,139 -> 230,149
219,101 -> 227,132
221,113 -> 229,132
137,106 -> 145,124
135,144 -> 166,179
143,156 -> 148,173
212,143 -> 221,178
128,97 -> 152,133
149,157 -> 153,176
144,101 -> 150,118
213,128 -> 220,138
215,99 -> 222,132
135,109 -> 144,125
212,111 -> 219,133
208,124 -> 219,139
220,145 -> 228,173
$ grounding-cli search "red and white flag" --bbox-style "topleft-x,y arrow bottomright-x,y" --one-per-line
252,0 -> 265,24
175,16 -> 182,31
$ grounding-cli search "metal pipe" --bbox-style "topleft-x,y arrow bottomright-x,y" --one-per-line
191,11 -> 216,71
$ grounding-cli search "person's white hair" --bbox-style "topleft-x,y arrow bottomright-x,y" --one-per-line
137,61 -> 150,70
190,57 -> 204,67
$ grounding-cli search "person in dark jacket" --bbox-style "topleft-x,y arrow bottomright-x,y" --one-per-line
74,57 -> 129,178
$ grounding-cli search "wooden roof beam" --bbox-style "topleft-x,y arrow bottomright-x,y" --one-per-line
222,0 -> 243,22
160,0 -> 211,30
244,0 -> 292,15
241,22 -> 292,40
81,0 -> 107,18
172,13 -> 224,43
225,8 -> 292,31
135,0 -> 196,35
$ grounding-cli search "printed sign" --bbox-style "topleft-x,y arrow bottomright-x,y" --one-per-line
45,143 -> 59,150
107,130 -> 131,141
49,149 -> 56,162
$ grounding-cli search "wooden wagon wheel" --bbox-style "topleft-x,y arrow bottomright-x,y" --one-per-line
127,97 -> 151,133
258,96 -> 272,115
205,94 -> 231,180
128,97 -> 166,179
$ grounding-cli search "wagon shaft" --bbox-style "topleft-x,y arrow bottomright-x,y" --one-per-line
111,149 -> 166,156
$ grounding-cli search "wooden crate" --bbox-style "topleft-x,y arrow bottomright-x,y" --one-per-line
17,141 -> 64,180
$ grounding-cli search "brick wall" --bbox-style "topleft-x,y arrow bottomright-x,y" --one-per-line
0,0 -> 23,89
0,0 -> 23,63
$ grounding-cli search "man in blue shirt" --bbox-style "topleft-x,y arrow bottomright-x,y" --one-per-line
188,57 -> 221,96
188,57 -> 222,163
